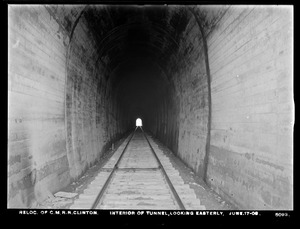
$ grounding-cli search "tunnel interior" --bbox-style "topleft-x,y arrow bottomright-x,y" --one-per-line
79,5 -> 189,130
8,5 -> 293,210
65,5 -> 201,177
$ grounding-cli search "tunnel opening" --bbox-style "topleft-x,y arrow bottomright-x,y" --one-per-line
136,118 -> 142,127
8,5 -> 293,210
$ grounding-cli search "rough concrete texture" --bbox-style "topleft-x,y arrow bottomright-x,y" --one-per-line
149,5 -> 293,210
207,6 -> 293,209
172,16 -> 209,179
8,6 -> 71,207
8,5 -> 128,208
152,7 -> 224,180
65,11 -> 126,180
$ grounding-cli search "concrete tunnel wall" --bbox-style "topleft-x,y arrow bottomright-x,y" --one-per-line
206,6 -> 293,210
65,9 -> 129,179
8,5 -> 293,209
8,5 -> 130,207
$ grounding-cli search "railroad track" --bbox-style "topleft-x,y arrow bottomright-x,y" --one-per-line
69,128 -> 206,210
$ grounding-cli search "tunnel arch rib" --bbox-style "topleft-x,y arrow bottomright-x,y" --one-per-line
189,7 -> 212,183
64,5 -> 89,180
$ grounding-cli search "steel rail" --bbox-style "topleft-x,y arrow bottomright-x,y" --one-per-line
141,128 -> 186,210
90,128 -> 137,209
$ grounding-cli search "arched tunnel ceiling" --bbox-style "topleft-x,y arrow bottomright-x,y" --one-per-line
83,5 -> 191,77
80,5 -> 193,125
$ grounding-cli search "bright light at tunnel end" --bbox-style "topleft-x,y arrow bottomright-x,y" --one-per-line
136,118 -> 142,127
